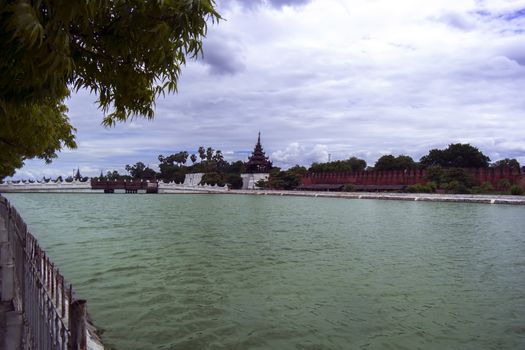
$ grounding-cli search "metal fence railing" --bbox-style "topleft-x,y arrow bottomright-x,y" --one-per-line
0,195 -> 99,350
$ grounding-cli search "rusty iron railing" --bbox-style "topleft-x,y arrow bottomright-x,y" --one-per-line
0,195 -> 94,349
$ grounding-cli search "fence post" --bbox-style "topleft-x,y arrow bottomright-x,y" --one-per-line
70,299 -> 87,350
1,243 -> 15,301
0,215 -> 7,242
1,203 -> 23,349
1,214 -> 14,301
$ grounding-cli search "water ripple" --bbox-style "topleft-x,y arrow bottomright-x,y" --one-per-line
4,193 -> 525,350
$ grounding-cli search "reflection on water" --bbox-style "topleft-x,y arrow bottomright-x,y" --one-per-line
5,193 -> 525,350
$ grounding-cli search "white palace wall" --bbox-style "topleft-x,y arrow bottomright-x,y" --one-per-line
240,173 -> 269,190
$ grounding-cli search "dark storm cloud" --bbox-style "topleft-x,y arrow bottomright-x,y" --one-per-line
502,41 -> 525,66
500,8 -> 525,21
222,0 -> 311,10
436,12 -> 475,30
200,36 -> 246,75
266,0 -> 311,8
472,4 -> 525,24
474,10 -> 491,17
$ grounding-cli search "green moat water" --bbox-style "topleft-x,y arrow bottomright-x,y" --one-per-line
4,193 -> 525,350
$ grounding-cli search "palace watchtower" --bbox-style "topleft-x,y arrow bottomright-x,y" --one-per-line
74,168 -> 82,181
241,133 -> 272,189
245,132 -> 272,173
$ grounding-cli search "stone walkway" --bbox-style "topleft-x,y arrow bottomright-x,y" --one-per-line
0,216 -> 7,346
0,300 -> 15,349
0,216 -> 23,349
0,263 -> 5,347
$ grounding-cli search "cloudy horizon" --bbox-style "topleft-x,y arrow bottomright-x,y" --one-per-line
11,0 -> 525,179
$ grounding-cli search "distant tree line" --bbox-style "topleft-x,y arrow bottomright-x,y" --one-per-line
308,143 -> 521,172
261,143 -> 522,194
6,143 -> 522,195
96,146 -> 246,189
309,157 -> 367,173
398,144 -> 521,195
255,165 -> 307,190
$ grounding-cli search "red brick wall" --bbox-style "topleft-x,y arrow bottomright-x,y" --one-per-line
301,167 -> 525,190
468,167 -> 523,189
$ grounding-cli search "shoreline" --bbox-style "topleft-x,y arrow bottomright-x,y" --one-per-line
2,187 -> 524,205
192,189 -> 525,205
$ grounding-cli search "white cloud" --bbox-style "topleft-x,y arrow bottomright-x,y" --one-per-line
272,143 -> 329,168
9,0 -> 525,179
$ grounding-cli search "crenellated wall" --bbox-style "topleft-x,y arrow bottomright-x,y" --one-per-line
301,169 -> 425,187
0,180 -> 93,192
469,167 -> 524,188
301,167 -> 525,190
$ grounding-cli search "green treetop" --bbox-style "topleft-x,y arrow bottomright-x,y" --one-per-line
491,158 -> 521,169
420,143 -> 490,168
374,154 -> 416,171
0,0 -> 220,179
309,157 -> 367,173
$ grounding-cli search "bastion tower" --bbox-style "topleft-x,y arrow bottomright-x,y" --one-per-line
241,133 -> 272,189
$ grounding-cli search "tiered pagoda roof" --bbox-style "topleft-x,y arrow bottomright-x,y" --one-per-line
245,133 -> 272,173
74,168 -> 82,181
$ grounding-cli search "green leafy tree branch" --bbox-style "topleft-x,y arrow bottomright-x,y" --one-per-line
0,0 -> 220,178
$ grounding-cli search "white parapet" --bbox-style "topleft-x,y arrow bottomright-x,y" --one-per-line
158,182 -> 229,193
183,173 -> 204,186
158,173 -> 228,193
0,181 -> 93,193
240,173 -> 269,190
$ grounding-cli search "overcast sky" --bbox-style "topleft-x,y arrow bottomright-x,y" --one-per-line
13,0 -> 525,179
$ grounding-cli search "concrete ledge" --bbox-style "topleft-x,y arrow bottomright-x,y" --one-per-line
2,187 -> 524,205
159,189 -> 525,205
268,191 -> 523,205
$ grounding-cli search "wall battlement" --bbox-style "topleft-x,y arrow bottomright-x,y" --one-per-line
301,167 -> 525,190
